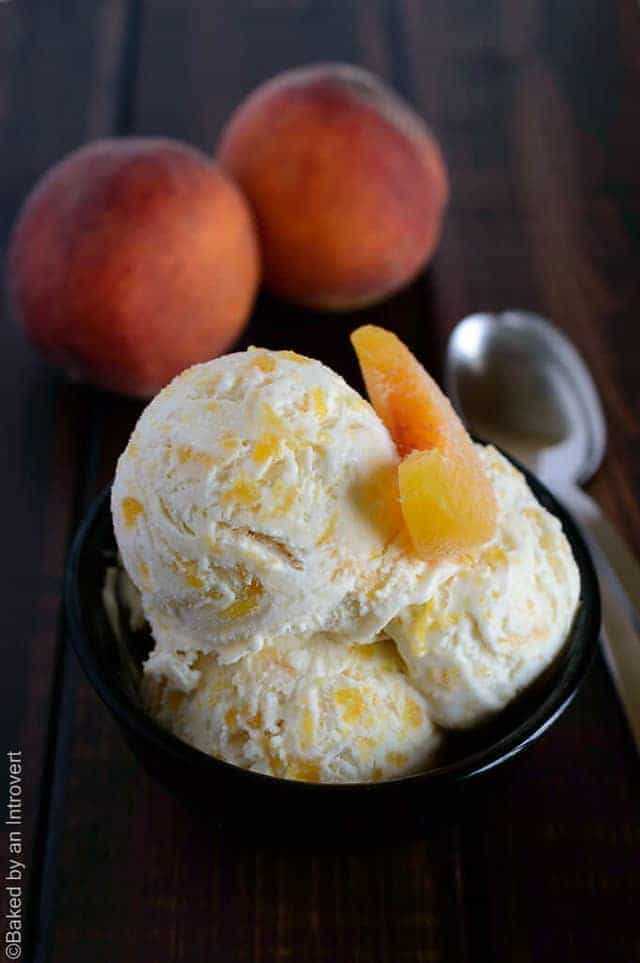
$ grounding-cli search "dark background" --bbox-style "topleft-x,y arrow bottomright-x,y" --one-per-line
2,1 -> 640,960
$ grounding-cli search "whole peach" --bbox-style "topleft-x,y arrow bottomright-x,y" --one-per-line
217,64 -> 448,311
7,137 -> 260,397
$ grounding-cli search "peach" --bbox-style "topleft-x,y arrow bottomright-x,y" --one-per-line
7,137 -> 260,397
217,64 -> 448,310
351,325 -> 497,562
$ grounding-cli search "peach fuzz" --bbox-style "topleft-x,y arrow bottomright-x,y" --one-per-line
7,137 -> 260,398
218,64 -> 448,311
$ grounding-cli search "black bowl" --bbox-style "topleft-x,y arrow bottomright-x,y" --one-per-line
65,462 -> 600,838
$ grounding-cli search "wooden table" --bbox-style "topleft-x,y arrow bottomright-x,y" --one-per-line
2,2 -> 640,960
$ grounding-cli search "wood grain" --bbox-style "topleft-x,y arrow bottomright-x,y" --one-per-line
0,2 -> 138,959
0,0 -> 637,960
400,0 -> 640,959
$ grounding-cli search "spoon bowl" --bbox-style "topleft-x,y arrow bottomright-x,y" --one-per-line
445,311 -> 606,488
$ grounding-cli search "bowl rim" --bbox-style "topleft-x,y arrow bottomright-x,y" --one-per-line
65,454 -> 601,793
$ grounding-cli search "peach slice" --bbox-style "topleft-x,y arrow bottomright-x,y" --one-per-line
350,325 -> 497,561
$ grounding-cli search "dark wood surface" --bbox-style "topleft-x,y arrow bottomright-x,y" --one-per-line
2,1 -> 639,960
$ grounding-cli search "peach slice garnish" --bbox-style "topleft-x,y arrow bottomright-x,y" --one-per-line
351,325 -> 497,561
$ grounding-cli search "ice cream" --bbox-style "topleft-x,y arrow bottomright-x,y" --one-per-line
112,347 -> 435,691
111,339 -> 581,783
386,446 -> 581,728
142,636 -> 440,782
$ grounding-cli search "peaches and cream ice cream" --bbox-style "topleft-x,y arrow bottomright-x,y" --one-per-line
111,331 -> 580,782
386,446 -> 580,728
112,348 -> 436,685
142,636 -> 439,783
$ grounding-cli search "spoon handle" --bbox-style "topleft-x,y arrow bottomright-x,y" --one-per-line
563,486 -> 640,609
559,485 -> 640,752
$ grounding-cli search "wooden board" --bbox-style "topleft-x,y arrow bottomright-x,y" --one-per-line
0,1 -> 638,960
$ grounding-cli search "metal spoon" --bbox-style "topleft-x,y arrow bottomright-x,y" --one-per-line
446,310 -> 640,750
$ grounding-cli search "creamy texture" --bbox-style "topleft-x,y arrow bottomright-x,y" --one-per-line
112,348 -> 434,687
142,635 -> 440,782
386,446 -> 580,728
111,348 -> 581,782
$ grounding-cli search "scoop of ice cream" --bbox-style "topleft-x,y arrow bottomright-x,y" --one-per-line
111,338 -> 581,781
142,635 -> 440,782
386,446 -> 580,728
112,348 -> 432,681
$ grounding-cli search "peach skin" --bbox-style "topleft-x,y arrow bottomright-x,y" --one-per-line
218,64 -> 448,311
7,137 -> 260,397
